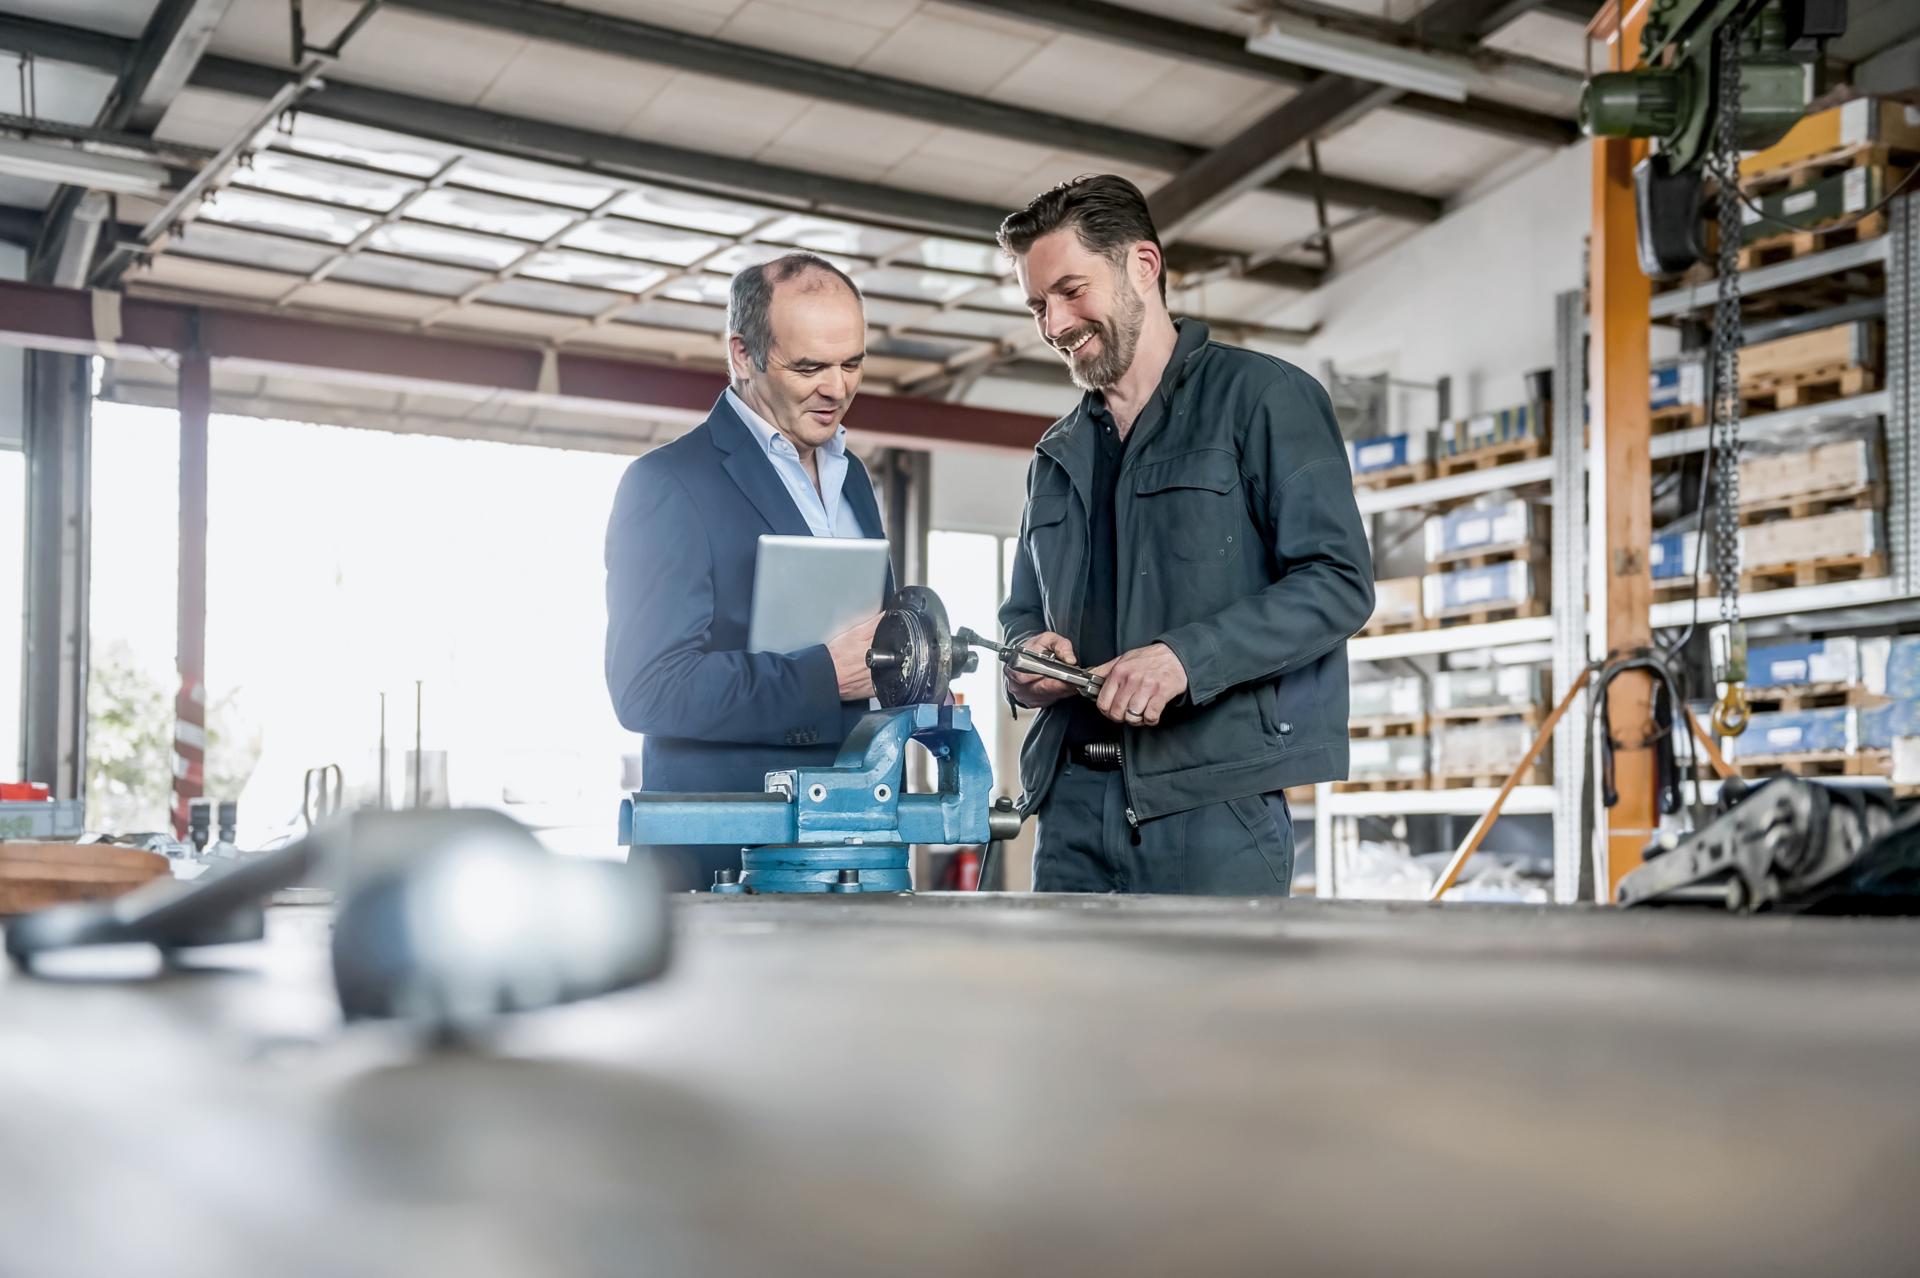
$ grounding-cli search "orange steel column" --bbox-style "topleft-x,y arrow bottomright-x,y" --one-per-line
1589,0 -> 1656,898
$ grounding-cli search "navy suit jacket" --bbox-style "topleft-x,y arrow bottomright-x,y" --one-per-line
605,394 -> 890,796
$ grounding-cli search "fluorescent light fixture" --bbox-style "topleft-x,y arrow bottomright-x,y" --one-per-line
0,135 -> 169,196
1248,18 -> 1472,102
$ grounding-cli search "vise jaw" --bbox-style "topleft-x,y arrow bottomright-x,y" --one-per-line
619,703 -> 996,894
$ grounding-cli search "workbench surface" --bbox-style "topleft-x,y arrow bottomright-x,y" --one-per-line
4,894 -> 1919,1276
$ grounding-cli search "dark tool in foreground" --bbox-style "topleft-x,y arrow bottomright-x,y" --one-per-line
1618,775 -> 1920,912
6,810 -> 673,1028
626,588 -> 1024,894
953,627 -> 1107,700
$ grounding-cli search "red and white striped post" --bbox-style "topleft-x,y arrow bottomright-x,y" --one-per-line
171,352 -> 210,840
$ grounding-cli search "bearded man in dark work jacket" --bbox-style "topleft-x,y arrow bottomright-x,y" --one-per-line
996,175 -> 1374,896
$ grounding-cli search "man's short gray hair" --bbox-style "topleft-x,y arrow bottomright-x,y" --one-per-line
726,252 -> 864,380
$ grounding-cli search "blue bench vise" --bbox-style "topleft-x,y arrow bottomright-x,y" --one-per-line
618,588 -> 1026,894
619,702 -> 1018,893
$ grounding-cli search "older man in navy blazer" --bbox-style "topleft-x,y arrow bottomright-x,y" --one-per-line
605,252 -> 890,890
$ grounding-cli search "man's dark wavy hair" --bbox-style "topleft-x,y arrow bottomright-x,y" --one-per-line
996,174 -> 1166,301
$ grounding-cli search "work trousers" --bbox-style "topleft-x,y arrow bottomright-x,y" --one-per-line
1032,759 -> 1295,895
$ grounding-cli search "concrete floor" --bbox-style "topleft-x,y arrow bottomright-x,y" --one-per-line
3,894 -> 1919,1276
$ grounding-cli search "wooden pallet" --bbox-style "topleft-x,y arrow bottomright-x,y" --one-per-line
1433,598 -> 1549,627
1434,436 -> 1547,477
1741,145 -> 1919,198
1743,682 -> 1885,715
1740,551 -> 1887,594
1429,703 -> 1545,725
1652,576 -> 1710,603
1360,614 -> 1432,637
0,842 -> 171,915
1738,210 -> 1888,271
1433,764 -> 1551,790
1349,715 -> 1426,738
1283,784 -> 1316,809
1739,364 -> 1878,415
1652,259 -> 1715,299
1738,483 -> 1883,526
1332,776 -> 1427,793
1651,402 -> 1709,433
1428,545 -> 1543,570
1353,459 -> 1433,490
1729,748 -> 1891,781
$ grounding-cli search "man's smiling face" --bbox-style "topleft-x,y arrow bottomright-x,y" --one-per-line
1014,228 -> 1146,392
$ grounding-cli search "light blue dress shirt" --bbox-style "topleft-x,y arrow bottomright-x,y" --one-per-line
726,388 -> 865,539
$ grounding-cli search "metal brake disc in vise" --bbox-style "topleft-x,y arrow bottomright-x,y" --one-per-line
620,587 -> 1021,894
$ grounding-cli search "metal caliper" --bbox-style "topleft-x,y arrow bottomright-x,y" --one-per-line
618,587 -> 1030,894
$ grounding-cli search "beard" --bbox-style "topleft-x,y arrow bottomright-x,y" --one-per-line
1058,275 -> 1146,392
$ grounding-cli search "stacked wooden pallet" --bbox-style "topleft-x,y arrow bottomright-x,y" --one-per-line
1428,669 -> 1551,789
1421,497 -> 1549,627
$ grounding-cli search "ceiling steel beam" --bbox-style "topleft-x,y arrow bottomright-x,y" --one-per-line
0,277 -> 1053,452
0,16 -> 1324,292
30,0 -> 235,282
935,0 -> 1577,146
380,0 -> 1441,224
1148,0 -> 1568,241
103,0 -> 237,134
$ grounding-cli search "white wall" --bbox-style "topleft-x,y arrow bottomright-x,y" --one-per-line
930,447 -> 1033,537
1269,143 -> 1593,432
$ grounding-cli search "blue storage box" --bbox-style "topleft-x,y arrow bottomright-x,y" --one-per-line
1863,636 -> 1920,700
1649,530 -> 1700,581
1348,432 -> 1429,474
1422,561 -> 1534,617
1423,497 -> 1533,562
1858,700 -> 1920,750
1746,638 -> 1861,689
1650,358 -> 1704,412
1440,402 -> 1545,457
1727,708 -> 1853,759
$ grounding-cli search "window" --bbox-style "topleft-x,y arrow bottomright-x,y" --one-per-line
88,402 -> 636,853
0,448 -> 22,783
927,529 -> 1008,787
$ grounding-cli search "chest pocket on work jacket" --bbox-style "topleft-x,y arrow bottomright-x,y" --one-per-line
1131,449 -> 1243,564
1024,490 -> 1075,622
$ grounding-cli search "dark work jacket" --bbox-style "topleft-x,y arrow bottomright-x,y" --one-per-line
604,393 -> 889,796
998,321 -> 1374,821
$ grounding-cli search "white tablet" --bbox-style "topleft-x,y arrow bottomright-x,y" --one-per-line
746,535 -> 891,655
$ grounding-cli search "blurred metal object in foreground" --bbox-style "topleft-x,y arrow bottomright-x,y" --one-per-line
1619,776 -> 1920,911
5,809 -> 672,1028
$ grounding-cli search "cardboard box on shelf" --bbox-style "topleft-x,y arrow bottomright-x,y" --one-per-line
1741,163 -> 1896,244
1741,439 -> 1877,506
1369,576 -> 1425,629
1726,708 -> 1854,759
1739,507 -> 1880,569
1348,431 -> 1430,474
1747,638 -> 1862,688
1432,721 -> 1535,775
1423,497 -> 1535,562
1431,667 -> 1545,713
1351,676 -> 1426,721
1739,99 -> 1920,181
1741,320 -> 1878,384
1348,735 -> 1428,781
1423,560 -> 1536,618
